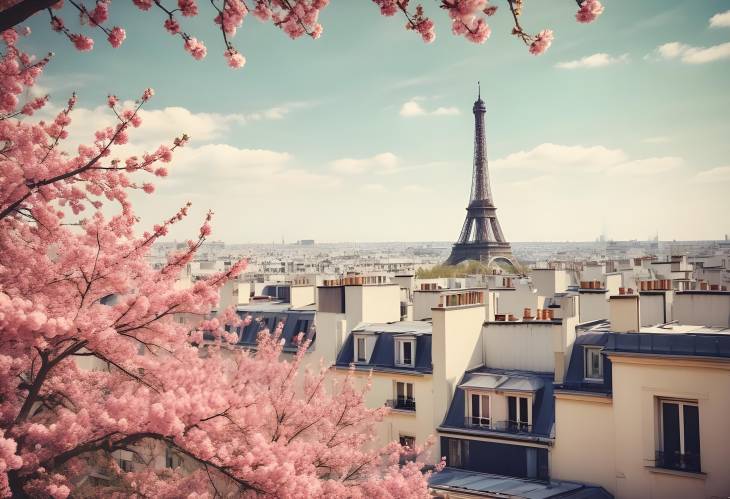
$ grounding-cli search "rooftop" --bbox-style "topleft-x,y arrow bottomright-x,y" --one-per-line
429,468 -> 612,499
335,321 -> 433,375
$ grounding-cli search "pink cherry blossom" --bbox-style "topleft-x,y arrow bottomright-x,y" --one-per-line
225,49 -> 246,68
576,0 -> 604,23
164,17 -> 180,34
183,37 -> 207,60
529,29 -> 554,55
0,36 -> 438,499
107,26 -> 126,48
0,0 -> 602,66
178,0 -> 198,17
69,33 -> 94,51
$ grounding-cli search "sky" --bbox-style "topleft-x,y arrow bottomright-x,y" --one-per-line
19,0 -> 730,243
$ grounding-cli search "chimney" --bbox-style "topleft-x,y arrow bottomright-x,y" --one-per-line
431,290 -> 487,435
609,294 -> 640,333
523,307 -> 533,320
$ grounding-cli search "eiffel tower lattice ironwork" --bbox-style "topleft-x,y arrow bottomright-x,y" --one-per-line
446,84 -> 515,266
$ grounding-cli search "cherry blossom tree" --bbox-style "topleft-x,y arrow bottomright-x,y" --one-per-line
0,29 -> 438,498
0,0 -> 604,68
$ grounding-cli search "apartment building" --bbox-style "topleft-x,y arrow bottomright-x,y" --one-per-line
552,331 -> 730,498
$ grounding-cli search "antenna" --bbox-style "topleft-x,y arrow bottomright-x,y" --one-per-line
477,81 -> 481,100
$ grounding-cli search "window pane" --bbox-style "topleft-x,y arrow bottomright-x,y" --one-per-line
406,383 -> 413,398
683,404 -> 700,456
448,439 -> 462,467
357,338 -> 366,361
508,396 -> 516,422
397,382 -> 404,398
471,394 -> 480,418
662,402 -> 680,463
403,341 -> 412,364
519,397 -> 529,423
481,395 -> 490,418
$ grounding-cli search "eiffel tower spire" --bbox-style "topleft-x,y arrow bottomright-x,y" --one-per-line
446,87 -> 515,266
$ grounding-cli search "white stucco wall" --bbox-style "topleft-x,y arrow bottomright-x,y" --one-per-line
673,293 -> 730,328
579,291 -> 609,323
412,291 -> 441,320
483,322 -> 558,373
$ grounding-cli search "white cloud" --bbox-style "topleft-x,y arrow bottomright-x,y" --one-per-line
653,41 -> 730,64
694,165 -> 730,183
330,152 -> 399,175
492,143 -> 682,178
39,100 -> 313,154
492,143 -> 627,171
399,99 -> 460,117
605,157 -> 682,176
709,10 -> 730,28
555,53 -> 629,69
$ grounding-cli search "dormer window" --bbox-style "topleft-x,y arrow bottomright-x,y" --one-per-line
356,336 -> 367,362
395,338 -> 415,367
584,346 -> 604,381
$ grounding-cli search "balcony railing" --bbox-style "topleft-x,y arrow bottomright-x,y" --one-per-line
464,418 -> 535,435
386,397 -> 416,412
655,450 -> 701,473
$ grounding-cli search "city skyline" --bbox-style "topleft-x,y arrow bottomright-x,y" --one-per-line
22,1 -> 730,243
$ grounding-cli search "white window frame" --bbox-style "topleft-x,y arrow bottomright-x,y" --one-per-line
395,338 -> 416,367
467,391 -> 491,427
584,346 -> 604,381
659,399 -> 699,455
355,336 -> 367,363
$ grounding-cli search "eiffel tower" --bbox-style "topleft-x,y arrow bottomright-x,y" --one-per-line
446,84 -> 515,267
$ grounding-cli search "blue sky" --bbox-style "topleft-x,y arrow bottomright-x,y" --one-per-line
21,1 -> 730,242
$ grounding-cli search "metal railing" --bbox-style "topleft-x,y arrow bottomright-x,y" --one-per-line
464,418 -> 534,434
386,397 -> 416,411
655,450 -> 701,473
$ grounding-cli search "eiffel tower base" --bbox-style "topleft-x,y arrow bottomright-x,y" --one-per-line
446,242 -> 515,267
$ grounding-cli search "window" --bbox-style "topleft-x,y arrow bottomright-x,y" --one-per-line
658,399 -> 701,472
399,435 -> 415,448
395,338 -> 415,367
356,336 -> 367,362
507,396 -> 530,432
469,393 -> 490,427
447,438 -> 469,468
395,381 -> 415,411
584,347 -> 603,381
165,447 -> 180,469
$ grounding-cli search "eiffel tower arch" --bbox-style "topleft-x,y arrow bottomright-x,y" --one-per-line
446,84 -> 516,268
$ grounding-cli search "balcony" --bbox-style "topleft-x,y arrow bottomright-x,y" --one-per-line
655,450 -> 701,473
386,397 -> 416,412
464,418 -> 536,435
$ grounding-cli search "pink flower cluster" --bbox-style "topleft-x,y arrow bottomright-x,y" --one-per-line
107,26 -> 126,48
214,0 -> 247,35
69,33 -> 94,51
184,37 -> 207,60
225,48 -> 246,68
372,0 -> 401,17
271,0 -> 329,40
444,0 -> 492,44
575,0 -> 604,23
178,0 -> 198,17
529,29 -> 554,55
